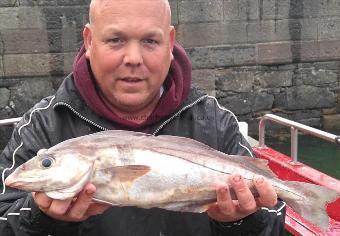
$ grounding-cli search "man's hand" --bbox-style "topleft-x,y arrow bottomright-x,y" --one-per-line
32,183 -> 111,222
207,173 -> 278,222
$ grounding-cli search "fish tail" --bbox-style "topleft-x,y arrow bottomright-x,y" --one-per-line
277,181 -> 340,230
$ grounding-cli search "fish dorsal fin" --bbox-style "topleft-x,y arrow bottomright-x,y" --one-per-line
94,165 -> 151,182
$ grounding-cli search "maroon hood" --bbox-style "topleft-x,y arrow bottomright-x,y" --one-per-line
73,42 -> 191,131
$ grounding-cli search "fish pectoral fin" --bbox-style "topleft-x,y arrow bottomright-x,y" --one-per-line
98,165 -> 151,182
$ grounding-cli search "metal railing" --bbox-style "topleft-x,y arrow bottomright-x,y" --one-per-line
258,114 -> 340,162
0,117 -> 21,127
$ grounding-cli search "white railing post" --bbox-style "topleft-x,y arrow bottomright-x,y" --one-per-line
258,114 -> 339,162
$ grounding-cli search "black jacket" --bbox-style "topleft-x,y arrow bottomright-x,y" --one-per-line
0,75 -> 286,236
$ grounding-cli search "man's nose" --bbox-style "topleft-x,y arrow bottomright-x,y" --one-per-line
123,42 -> 143,66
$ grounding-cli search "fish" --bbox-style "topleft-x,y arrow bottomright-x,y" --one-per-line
4,130 -> 340,230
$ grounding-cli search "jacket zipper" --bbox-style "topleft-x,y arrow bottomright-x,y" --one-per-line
152,95 -> 208,135
53,102 -> 108,131
54,95 -> 208,135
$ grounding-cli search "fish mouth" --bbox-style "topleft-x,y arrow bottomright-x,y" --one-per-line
5,176 -> 26,189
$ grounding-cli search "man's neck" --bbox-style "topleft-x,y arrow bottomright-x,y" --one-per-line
100,94 -> 161,125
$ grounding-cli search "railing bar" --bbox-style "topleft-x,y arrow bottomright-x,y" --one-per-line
260,114 -> 338,145
0,118 -> 21,127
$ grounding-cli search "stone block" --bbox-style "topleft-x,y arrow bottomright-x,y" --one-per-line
4,54 -> 52,77
0,28 -> 78,54
169,0 -> 178,26
63,51 -> 77,73
1,29 -> 50,54
191,69 -> 216,96
261,0 -> 320,20
216,70 -> 254,93
0,88 -> 10,107
291,109 -> 321,120
257,41 -> 322,64
286,86 -> 335,110
257,42 -> 292,64
41,6 -> 89,29
10,79 -> 55,115
253,92 -> 274,112
322,114 -> 340,131
0,0 -> 19,7
177,21 -> 248,47
313,61 -> 340,71
322,108 -> 337,115
318,19 -> 340,40
187,45 -> 256,69
0,57 -> 3,77
0,7 -> 44,30
319,40 -> 340,61
57,0 -> 90,6
295,68 -> 338,86
218,93 -> 253,115
247,19 -> 318,43
257,70 -> 293,88
224,0 -> 259,20
178,0 -> 223,23
319,0 -> 340,17
19,0 -> 57,6
3,52 -> 76,77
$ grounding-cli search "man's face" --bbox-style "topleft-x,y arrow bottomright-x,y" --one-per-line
84,0 -> 175,115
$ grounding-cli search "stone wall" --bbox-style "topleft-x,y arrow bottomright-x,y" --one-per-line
0,0 -> 340,148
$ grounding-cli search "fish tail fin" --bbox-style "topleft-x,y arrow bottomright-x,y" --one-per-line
278,181 -> 340,230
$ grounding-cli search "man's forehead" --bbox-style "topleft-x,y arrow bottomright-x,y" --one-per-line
89,0 -> 171,24
90,0 -> 170,5
90,0 -> 170,11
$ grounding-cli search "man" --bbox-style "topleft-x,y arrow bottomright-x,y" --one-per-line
0,0 -> 286,235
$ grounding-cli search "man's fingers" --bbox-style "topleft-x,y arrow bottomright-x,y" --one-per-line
49,199 -> 73,215
32,192 -> 52,210
67,183 -> 96,220
229,174 -> 257,213
253,175 -> 278,208
216,184 -> 234,215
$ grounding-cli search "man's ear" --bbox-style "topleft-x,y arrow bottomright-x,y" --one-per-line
169,26 -> 176,60
83,24 -> 92,59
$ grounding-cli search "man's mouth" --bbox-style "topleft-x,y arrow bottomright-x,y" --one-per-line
121,77 -> 143,83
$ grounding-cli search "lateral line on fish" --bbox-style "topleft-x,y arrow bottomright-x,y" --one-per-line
0,96 -> 56,195
153,147 -> 248,179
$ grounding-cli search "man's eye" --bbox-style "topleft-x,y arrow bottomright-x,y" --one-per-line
109,38 -> 123,43
144,39 -> 158,45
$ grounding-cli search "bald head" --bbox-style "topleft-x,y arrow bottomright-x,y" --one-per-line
89,0 -> 172,25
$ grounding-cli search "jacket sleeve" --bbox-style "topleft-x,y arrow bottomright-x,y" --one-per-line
212,101 -> 286,236
0,107 -> 80,235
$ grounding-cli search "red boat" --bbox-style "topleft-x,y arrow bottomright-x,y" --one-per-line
1,114 -> 339,235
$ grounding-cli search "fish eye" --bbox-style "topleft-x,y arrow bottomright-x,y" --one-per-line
40,156 -> 54,169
